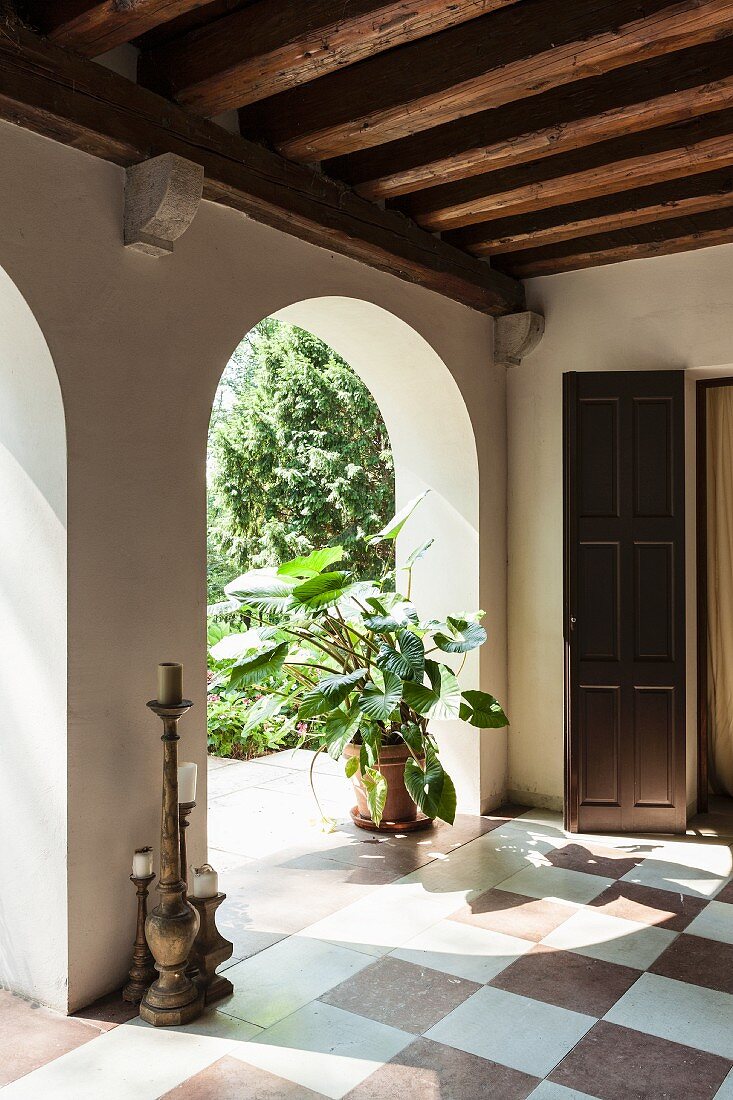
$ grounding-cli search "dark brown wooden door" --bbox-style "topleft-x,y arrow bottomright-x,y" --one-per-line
564,371 -> 686,833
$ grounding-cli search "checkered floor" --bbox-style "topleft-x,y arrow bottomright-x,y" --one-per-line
3,774 -> 733,1098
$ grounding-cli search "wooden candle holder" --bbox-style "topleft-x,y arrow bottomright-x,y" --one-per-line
189,892 -> 234,1005
122,872 -> 157,1003
139,701 -> 204,1027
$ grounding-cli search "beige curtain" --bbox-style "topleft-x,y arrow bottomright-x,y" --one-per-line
708,386 -> 733,795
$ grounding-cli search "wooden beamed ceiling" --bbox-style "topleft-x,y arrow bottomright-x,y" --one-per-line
12,0 -> 733,279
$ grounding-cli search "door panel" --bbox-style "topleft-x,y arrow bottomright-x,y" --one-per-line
564,371 -> 686,833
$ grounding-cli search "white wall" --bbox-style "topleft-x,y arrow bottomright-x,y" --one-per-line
508,244 -> 733,810
0,117 -> 507,1010
0,268 -> 67,1007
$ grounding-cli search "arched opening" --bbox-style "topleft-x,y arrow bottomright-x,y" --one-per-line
0,263 -> 67,1010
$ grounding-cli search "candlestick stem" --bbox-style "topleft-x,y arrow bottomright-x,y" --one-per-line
139,701 -> 204,1027
122,873 -> 157,1003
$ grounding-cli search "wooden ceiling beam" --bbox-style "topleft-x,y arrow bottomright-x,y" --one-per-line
449,170 -> 733,255
20,0 -> 211,57
494,209 -> 733,277
325,41 -> 733,200
138,0 -> 517,119
0,14 -> 523,316
236,0 -> 733,161
396,110 -> 733,230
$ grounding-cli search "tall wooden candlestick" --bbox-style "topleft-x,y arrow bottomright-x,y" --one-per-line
139,700 -> 204,1027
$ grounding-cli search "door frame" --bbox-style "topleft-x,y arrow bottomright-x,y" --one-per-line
696,376 -> 733,815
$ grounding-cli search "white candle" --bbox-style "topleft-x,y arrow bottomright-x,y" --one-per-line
192,864 -> 218,898
132,847 -> 153,877
157,662 -> 183,706
178,762 -> 197,804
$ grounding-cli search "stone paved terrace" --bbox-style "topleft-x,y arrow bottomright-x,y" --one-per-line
2,750 -> 733,1098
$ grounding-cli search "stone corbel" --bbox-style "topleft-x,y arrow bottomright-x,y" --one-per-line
124,153 -> 204,257
494,311 -> 545,367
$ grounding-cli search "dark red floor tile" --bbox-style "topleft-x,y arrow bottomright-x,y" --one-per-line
589,880 -> 708,931
0,990 -> 100,1087
450,889 -> 575,941
550,1020 -> 731,1099
162,1055 -> 325,1098
320,956 -> 480,1034
489,944 -> 641,1017
345,1037 -> 539,1100
713,878 -> 733,904
546,842 -> 643,879
649,933 -> 733,994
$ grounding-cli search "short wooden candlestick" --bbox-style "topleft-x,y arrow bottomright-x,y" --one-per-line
189,892 -> 234,1005
122,872 -> 157,1004
139,700 -> 204,1027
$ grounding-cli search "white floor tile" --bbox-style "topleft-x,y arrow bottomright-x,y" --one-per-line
605,973 -> 733,1059
686,900 -> 733,945
221,934 -> 372,1028
391,918 -> 532,983
496,864 -> 613,907
541,908 -> 677,970
528,1083 -> 596,1100
0,1015 -> 254,1099
230,1000 -> 412,1100
400,830 -> 531,896
620,859 -> 729,900
425,985 -> 595,1078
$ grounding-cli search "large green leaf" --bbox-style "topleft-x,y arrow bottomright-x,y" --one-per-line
229,641 -> 289,689
363,601 -> 420,633
322,706 -> 362,760
225,569 -> 298,614
404,747 -> 457,825
402,660 -> 461,721
434,616 -> 487,654
376,630 -> 424,681
400,722 -> 425,757
292,571 -> 352,609
318,668 -> 368,704
367,490 -> 429,544
210,627 -> 275,662
298,684 -> 339,719
277,547 -> 344,580
459,690 -> 509,728
241,693 -> 287,735
403,538 -> 435,569
357,671 -> 402,721
361,767 -> 388,826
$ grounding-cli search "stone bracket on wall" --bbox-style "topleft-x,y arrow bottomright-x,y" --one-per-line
124,153 -> 204,257
494,311 -> 545,367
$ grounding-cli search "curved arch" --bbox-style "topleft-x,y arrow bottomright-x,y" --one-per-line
213,295 -> 483,808
0,262 -> 68,1010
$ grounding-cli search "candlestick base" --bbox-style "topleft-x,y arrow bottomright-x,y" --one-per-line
139,983 -> 206,1027
189,892 -> 234,1005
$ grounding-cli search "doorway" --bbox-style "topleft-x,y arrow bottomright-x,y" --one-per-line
696,378 -> 733,836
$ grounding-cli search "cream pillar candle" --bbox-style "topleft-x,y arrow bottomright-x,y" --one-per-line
192,864 -> 218,898
157,662 -> 183,706
178,762 -> 197,804
132,847 -> 154,877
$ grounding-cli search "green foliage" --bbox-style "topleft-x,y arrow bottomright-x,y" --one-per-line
209,495 -> 509,826
207,318 -> 394,604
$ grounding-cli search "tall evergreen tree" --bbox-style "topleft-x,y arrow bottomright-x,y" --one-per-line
207,318 -> 394,602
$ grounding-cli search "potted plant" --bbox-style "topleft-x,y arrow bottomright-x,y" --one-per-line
209,493 -> 508,829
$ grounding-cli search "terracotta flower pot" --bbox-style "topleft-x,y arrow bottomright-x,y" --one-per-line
343,741 -> 426,829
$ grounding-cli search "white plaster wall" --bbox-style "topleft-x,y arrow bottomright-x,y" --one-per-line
0,117 -> 506,1010
0,268 -> 67,1008
508,244 -> 733,810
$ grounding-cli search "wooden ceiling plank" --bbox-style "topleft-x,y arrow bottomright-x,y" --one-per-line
236,0 -> 733,161
449,170 -> 733,255
397,110 -> 733,230
139,0 -> 518,118
495,211 -> 733,277
21,0 -> 211,57
0,13 -> 523,316
325,41 -> 733,200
